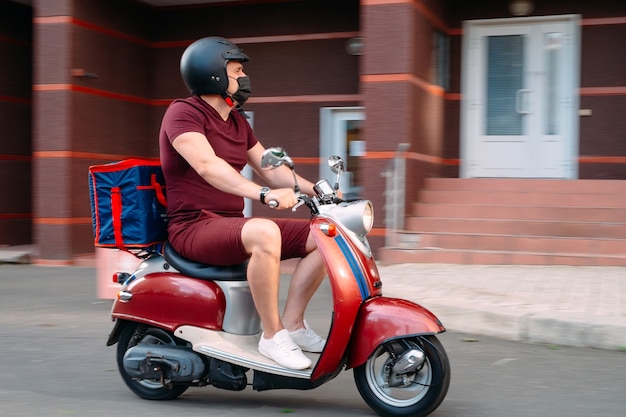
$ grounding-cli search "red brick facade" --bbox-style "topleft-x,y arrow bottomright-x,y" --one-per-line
0,0 -> 623,262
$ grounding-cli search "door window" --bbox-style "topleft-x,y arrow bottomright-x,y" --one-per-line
486,34 -> 525,136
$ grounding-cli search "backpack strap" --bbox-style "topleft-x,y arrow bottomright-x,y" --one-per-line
151,173 -> 167,208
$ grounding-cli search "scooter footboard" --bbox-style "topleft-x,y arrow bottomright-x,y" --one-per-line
347,297 -> 445,369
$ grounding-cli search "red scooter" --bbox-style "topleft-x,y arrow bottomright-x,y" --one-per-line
106,148 -> 450,417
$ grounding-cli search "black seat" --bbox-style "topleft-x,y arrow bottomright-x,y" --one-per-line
163,241 -> 248,281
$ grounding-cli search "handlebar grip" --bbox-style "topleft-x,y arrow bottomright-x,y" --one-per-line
268,200 -> 279,209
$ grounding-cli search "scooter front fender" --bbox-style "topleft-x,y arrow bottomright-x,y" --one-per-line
346,297 -> 445,369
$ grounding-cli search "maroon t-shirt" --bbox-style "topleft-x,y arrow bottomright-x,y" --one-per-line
159,96 -> 258,225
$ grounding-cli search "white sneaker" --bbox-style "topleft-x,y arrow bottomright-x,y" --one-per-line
258,329 -> 312,370
289,320 -> 326,353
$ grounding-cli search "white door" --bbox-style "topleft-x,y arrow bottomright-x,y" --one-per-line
319,107 -> 365,198
461,15 -> 580,178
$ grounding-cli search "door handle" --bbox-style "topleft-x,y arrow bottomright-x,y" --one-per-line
515,89 -> 532,114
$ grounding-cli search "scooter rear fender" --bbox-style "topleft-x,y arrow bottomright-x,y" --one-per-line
110,272 -> 226,334
346,296 -> 445,369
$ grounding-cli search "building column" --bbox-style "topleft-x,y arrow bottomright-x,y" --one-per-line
360,0 -> 446,249
32,0 -> 77,263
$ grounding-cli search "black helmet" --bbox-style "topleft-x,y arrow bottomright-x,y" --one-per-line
180,36 -> 250,96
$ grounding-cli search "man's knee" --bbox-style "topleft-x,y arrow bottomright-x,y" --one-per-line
242,218 -> 281,253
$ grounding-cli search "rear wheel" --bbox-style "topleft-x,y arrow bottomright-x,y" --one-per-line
116,322 -> 190,400
354,335 -> 450,417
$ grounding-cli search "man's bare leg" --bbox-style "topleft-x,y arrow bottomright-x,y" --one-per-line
241,218 -> 284,339
243,219 -> 313,369
282,234 -> 326,331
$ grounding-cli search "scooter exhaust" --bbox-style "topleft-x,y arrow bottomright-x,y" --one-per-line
123,344 -> 206,383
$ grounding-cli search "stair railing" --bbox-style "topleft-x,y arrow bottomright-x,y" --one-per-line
381,143 -> 410,247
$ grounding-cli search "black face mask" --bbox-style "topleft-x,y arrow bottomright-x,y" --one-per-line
229,76 -> 251,105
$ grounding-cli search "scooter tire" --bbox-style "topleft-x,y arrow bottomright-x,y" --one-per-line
354,335 -> 450,417
116,322 -> 190,401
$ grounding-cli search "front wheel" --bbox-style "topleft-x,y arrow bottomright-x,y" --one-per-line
354,335 -> 450,417
116,322 -> 190,400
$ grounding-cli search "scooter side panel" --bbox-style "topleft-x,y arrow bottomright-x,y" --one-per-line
346,297 -> 446,369
111,272 -> 226,332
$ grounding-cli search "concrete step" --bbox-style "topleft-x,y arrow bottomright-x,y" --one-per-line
405,217 -> 626,239
418,190 -> 626,207
412,203 -> 626,223
0,244 -> 37,264
378,247 -> 626,266
393,232 -> 626,256
424,178 -> 626,194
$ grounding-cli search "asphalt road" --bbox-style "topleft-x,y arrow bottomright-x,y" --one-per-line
1,265 -> 625,417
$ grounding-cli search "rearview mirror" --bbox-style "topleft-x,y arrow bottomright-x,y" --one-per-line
328,155 -> 345,175
261,147 -> 294,170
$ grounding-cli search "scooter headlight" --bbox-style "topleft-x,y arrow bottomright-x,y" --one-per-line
362,201 -> 374,233
333,200 -> 374,237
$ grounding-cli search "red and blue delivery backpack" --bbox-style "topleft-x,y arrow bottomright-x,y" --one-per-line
88,159 -> 168,251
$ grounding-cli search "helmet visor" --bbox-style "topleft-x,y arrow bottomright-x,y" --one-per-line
222,48 -> 250,63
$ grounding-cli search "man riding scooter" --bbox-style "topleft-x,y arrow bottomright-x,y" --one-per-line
159,36 -> 326,370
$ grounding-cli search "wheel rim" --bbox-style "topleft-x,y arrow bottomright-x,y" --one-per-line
364,342 -> 433,407
128,327 -> 178,390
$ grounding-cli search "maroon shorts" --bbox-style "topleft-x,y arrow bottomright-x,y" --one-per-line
167,210 -> 310,266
